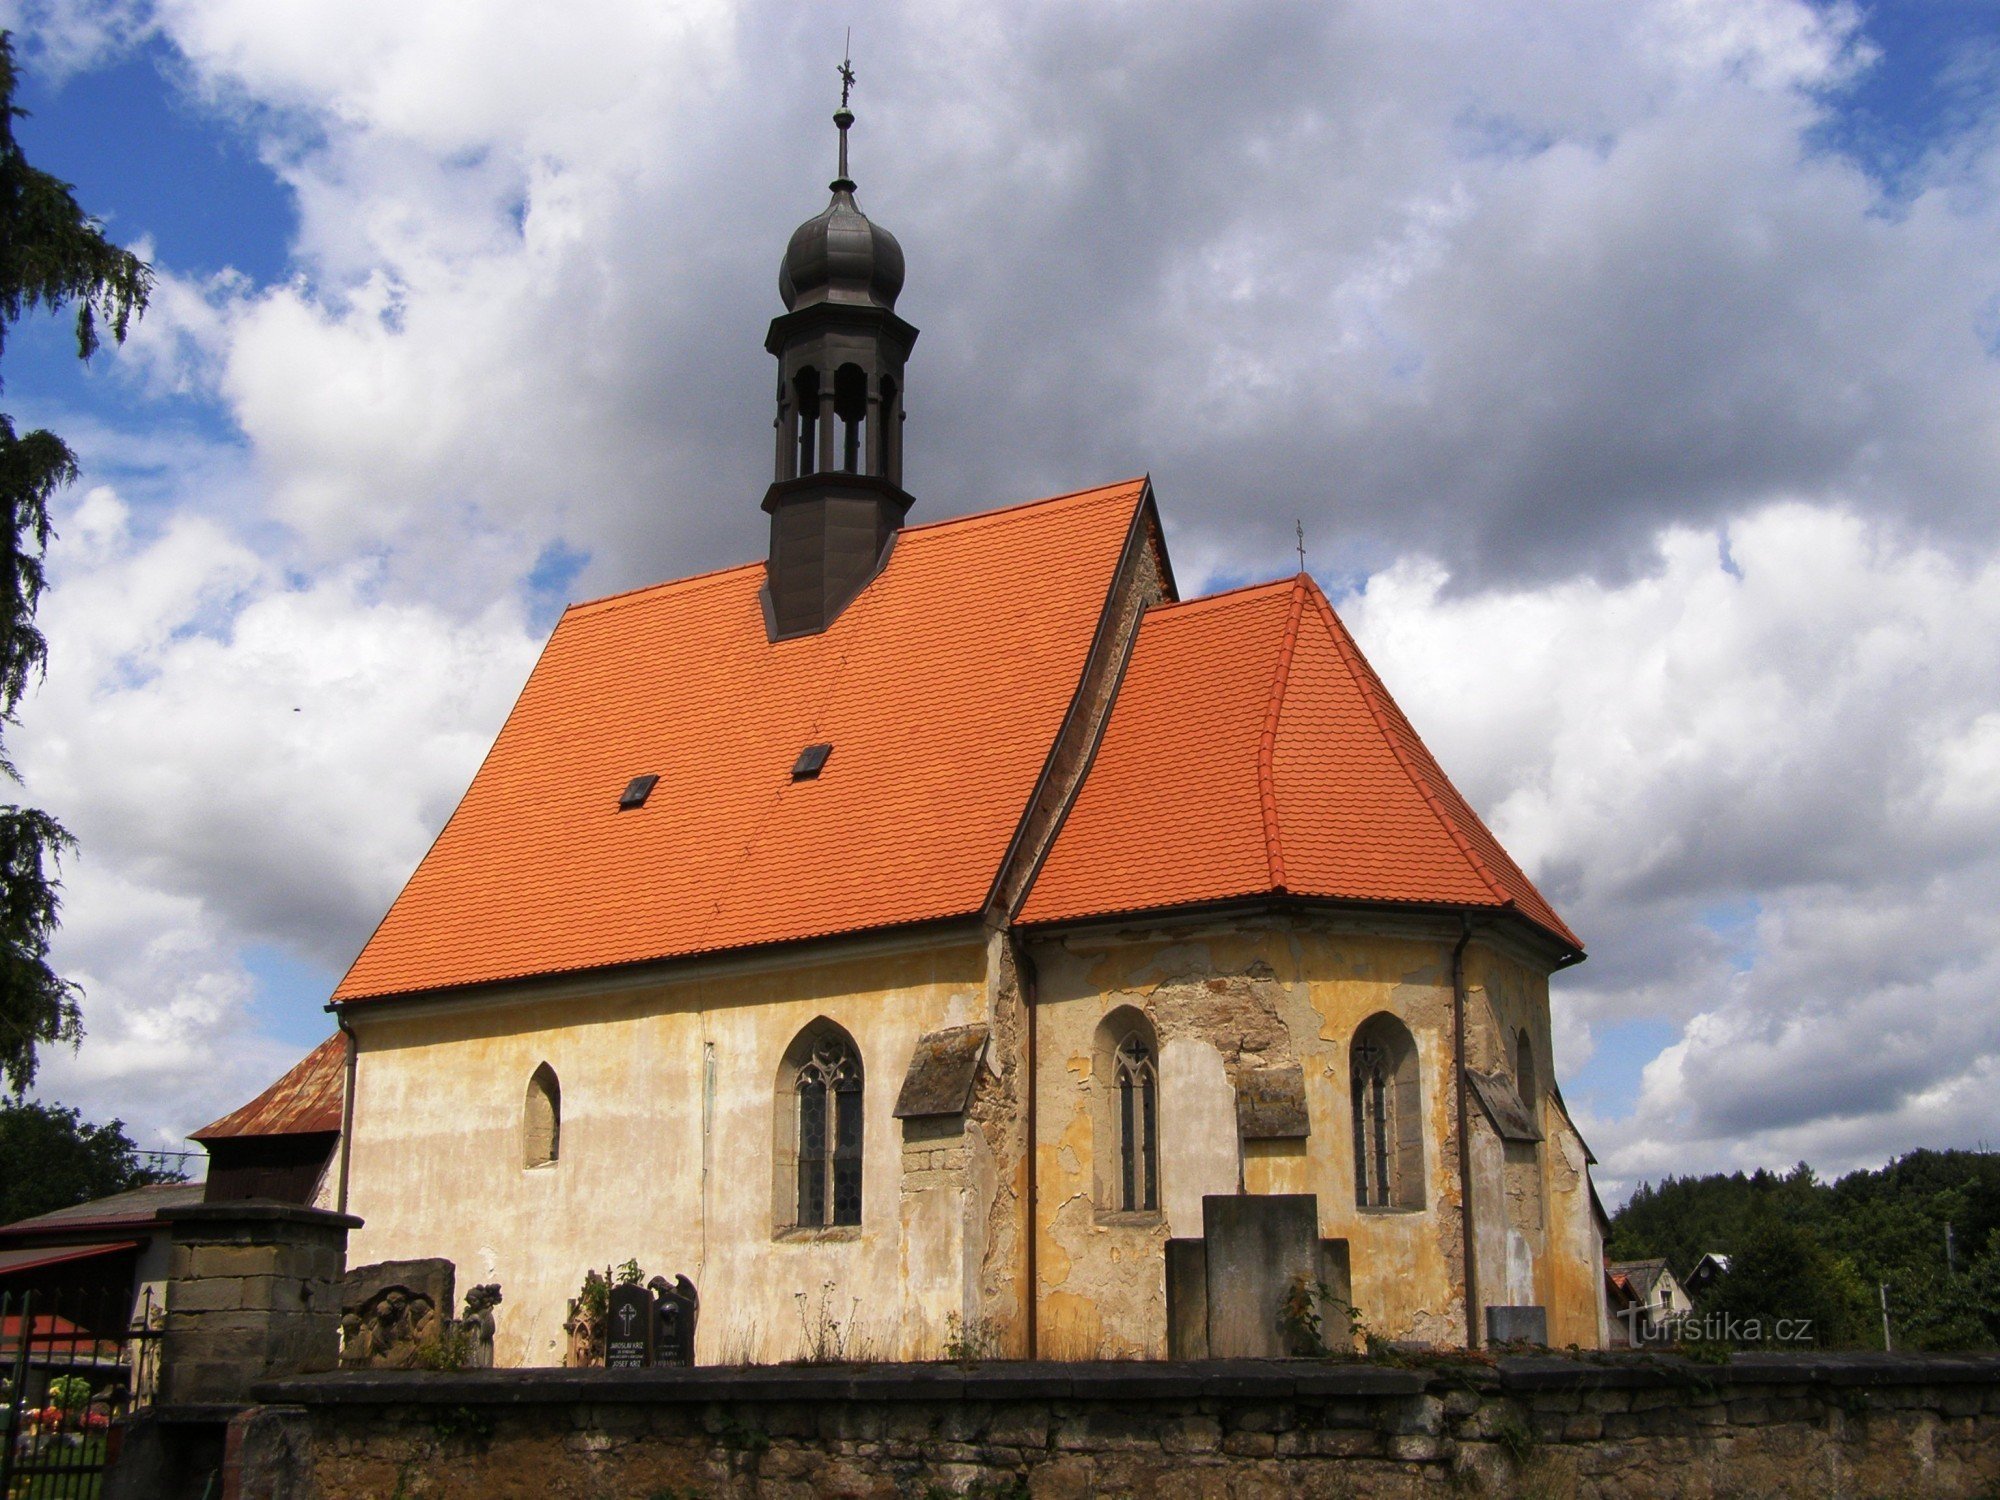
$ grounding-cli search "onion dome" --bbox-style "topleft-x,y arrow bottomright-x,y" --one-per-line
779,105 -> 906,312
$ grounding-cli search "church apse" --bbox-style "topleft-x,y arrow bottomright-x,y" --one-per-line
1026,912 -> 1591,1354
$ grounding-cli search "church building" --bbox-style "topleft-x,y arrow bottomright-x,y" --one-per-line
199,94 -> 1606,1365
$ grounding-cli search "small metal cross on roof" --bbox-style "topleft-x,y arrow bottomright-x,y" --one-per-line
838,31 -> 856,109
1296,519 -> 1307,573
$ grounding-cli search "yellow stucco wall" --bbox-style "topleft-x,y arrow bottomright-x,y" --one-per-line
1026,914 -> 1600,1355
342,933 -> 989,1367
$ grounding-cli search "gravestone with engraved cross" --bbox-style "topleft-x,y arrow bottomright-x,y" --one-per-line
605,1282 -> 655,1368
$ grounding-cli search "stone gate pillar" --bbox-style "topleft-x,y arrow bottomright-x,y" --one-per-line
159,1203 -> 361,1407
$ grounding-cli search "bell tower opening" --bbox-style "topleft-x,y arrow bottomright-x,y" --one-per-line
760,68 -> 919,641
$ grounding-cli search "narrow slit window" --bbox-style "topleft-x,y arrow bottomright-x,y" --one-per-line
1115,1033 -> 1158,1212
619,774 -> 659,810
792,742 -> 832,780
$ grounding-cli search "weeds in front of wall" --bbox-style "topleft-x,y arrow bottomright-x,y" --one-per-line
715,1412 -> 771,1453
410,1323 -> 480,1372
1493,1408 -> 1536,1464
1281,1274 -> 1373,1358
941,1310 -> 1000,1366
793,1279 -> 862,1363
427,1404 -> 494,1445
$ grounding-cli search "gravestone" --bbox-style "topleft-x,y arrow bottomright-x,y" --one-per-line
604,1283 -> 655,1369
1486,1304 -> 1548,1346
649,1274 -> 700,1366
1202,1193 -> 1319,1359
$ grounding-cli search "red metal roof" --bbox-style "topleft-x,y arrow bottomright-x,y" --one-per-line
1018,574 -> 1581,949
335,479 -> 1150,1000
0,1242 -> 140,1277
191,1033 -> 346,1141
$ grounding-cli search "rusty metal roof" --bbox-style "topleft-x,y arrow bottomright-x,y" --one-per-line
190,1034 -> 345,1142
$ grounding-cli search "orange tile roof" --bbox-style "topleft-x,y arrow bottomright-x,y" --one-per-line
191,1034 -> 346,1140
335,479 -> 1150,1001
1017,575 -> 1582,949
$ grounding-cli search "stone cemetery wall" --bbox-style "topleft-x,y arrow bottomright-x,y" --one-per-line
234,1351 -> 2000,1499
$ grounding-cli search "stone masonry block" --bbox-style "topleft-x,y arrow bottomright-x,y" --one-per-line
188,1244 -> 286,1280
170,1277 -> 251,1314
1161,1415 -> 1221,1454
987,1406 -> 1051,1449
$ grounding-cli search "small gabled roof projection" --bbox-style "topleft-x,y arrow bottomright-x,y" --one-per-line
191,1034 -> 346,1141
1019,574 -> 1581,951
334,479 -> 1150,1001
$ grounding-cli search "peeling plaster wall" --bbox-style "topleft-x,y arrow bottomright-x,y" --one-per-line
341,934 -> 988,1368
1462,941 -> 1600,1346
1026,912 -> 1600,1354
966,507 -> 1170,1357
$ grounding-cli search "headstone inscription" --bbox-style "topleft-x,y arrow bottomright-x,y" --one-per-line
605,1283 -> 655,1368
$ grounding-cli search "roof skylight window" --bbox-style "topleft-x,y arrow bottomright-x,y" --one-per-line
618,774 -> 660,810
792,743 -> 832,781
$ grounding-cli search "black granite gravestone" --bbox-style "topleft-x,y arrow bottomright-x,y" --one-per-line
650,1274 -> 700,1366
605,1283 -> 654,1369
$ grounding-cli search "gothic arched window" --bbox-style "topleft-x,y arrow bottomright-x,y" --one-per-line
524,1063 -> 561,1168
1093,1008 -> 1159,1215
1350,1014 -> 1423,1209
784,1024 -> 863,1228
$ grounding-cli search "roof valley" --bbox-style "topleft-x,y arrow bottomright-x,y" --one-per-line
1256,577 -> 1309,893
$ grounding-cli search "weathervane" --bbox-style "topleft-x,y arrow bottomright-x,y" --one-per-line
838,30 -> 856,109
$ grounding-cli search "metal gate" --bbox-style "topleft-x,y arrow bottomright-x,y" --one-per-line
1,1285 -> 161,1498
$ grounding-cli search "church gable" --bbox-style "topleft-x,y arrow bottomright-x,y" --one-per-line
335,478 -> 1149,1002
1018,574 -> 1581,951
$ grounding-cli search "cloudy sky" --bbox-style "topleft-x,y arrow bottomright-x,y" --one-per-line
1,0 -> 1995,1201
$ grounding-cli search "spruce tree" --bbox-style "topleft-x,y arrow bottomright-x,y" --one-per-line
0,32 -> 151,1090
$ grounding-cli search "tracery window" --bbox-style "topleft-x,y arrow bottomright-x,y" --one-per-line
793,1031 -> 863,1227
1114,1033 -> 1159,1213
1350,1014 -> 1424,1209
1092,1007 -> 1161,1216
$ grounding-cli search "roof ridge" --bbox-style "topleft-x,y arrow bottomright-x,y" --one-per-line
898,476 -> 1147,535
1152,575 -> 1299,617
1256,576 -> 1309,892
1302,583 -> 1514,909
565,478 -> 1149,621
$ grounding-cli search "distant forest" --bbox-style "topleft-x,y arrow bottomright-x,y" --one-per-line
1606,1149 -> 2000,1351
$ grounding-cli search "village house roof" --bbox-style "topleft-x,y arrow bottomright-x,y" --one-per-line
0,1182 -> 206,1240
1017,574 -> 1581,948
335,479 -> 1151,1001
190,1034 -> 345,1141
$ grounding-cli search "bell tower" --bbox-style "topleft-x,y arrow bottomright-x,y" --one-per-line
761,64 -> 919,640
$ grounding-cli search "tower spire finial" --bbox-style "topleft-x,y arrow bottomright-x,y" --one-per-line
834,32 -> 856,189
